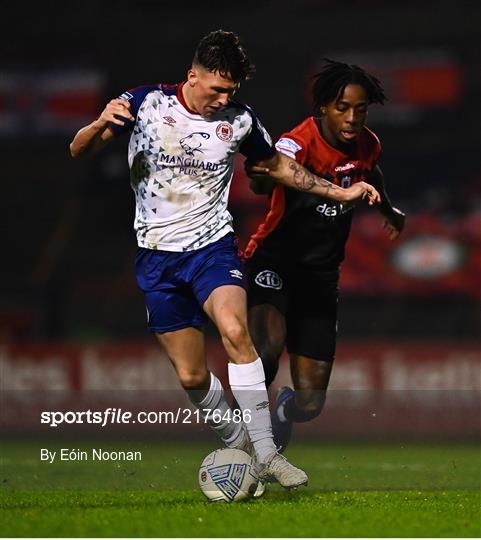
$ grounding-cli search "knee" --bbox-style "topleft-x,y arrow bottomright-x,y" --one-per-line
259,344 -> 282,387
221,321 -> 250,349
250,321 -> 284,362
176,369 -> 209,390
259,340 -> 283,365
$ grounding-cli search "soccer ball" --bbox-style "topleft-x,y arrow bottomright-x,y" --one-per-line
199,448 -> 259,502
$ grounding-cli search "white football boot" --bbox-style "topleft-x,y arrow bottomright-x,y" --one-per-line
257,452 -> 308,489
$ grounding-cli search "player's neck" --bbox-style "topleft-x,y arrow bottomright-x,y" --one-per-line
316,117 -> 352,154
181,82 -> 200,115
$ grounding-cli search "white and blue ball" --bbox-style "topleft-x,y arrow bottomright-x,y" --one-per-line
199,448 -> 259,502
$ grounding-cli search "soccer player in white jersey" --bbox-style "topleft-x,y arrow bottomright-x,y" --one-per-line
70,30 -> 380,489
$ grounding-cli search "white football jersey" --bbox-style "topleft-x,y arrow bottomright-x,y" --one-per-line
109,82 -> 275,251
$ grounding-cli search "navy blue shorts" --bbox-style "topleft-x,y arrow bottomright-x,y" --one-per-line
135,233 -> 246,334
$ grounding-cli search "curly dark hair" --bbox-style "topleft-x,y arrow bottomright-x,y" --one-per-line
193,30 -> 255,83
312,58 -> 386,110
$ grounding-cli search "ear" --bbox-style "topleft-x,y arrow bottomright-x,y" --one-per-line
320,107 -> 327,115
187,67 -> 198,87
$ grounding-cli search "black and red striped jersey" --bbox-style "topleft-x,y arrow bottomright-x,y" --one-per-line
244,116 -> 381,271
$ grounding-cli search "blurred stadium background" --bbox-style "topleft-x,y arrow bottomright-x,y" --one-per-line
1,0 -> 480,442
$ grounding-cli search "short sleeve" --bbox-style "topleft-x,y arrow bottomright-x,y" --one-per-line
239,106 -> 276,163
108,84 -> 159,137
275,133 -> 308,165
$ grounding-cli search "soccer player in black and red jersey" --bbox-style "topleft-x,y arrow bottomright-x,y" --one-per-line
243,59 -> 405,450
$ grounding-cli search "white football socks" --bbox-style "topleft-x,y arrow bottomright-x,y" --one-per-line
188,372 -> 242,447
228,357 -> 277,463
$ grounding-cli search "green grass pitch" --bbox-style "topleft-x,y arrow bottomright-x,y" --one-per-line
1,439 -> 479,537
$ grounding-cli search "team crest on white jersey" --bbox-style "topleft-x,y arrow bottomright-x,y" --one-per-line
254,270 -> 283,290
216,122 -> 233,141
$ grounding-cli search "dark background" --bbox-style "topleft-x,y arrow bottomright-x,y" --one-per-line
1,0 -> 480,344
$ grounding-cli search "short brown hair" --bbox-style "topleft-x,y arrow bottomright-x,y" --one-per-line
193,30 -> 255,83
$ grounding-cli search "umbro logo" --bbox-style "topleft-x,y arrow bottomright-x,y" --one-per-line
163,116 -> 176,126
255,401 -> 270,411
229,269 -> 243,280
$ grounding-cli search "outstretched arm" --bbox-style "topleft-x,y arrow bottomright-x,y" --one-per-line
252,151 -> 381,205
69,98 -> 134,158
368,165 -> 405,240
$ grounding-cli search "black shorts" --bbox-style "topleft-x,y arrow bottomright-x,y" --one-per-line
246,252 -> 339,362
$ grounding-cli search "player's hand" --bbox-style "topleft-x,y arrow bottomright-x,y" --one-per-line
383,207 -> 405,240
96,98 -> 135,127
344,181 -> 381,205
244,161 -> 270,177
245,161 -> 274,194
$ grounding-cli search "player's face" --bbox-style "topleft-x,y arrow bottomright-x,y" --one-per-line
321,84 -> 369,147
187,66 -> 239,116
